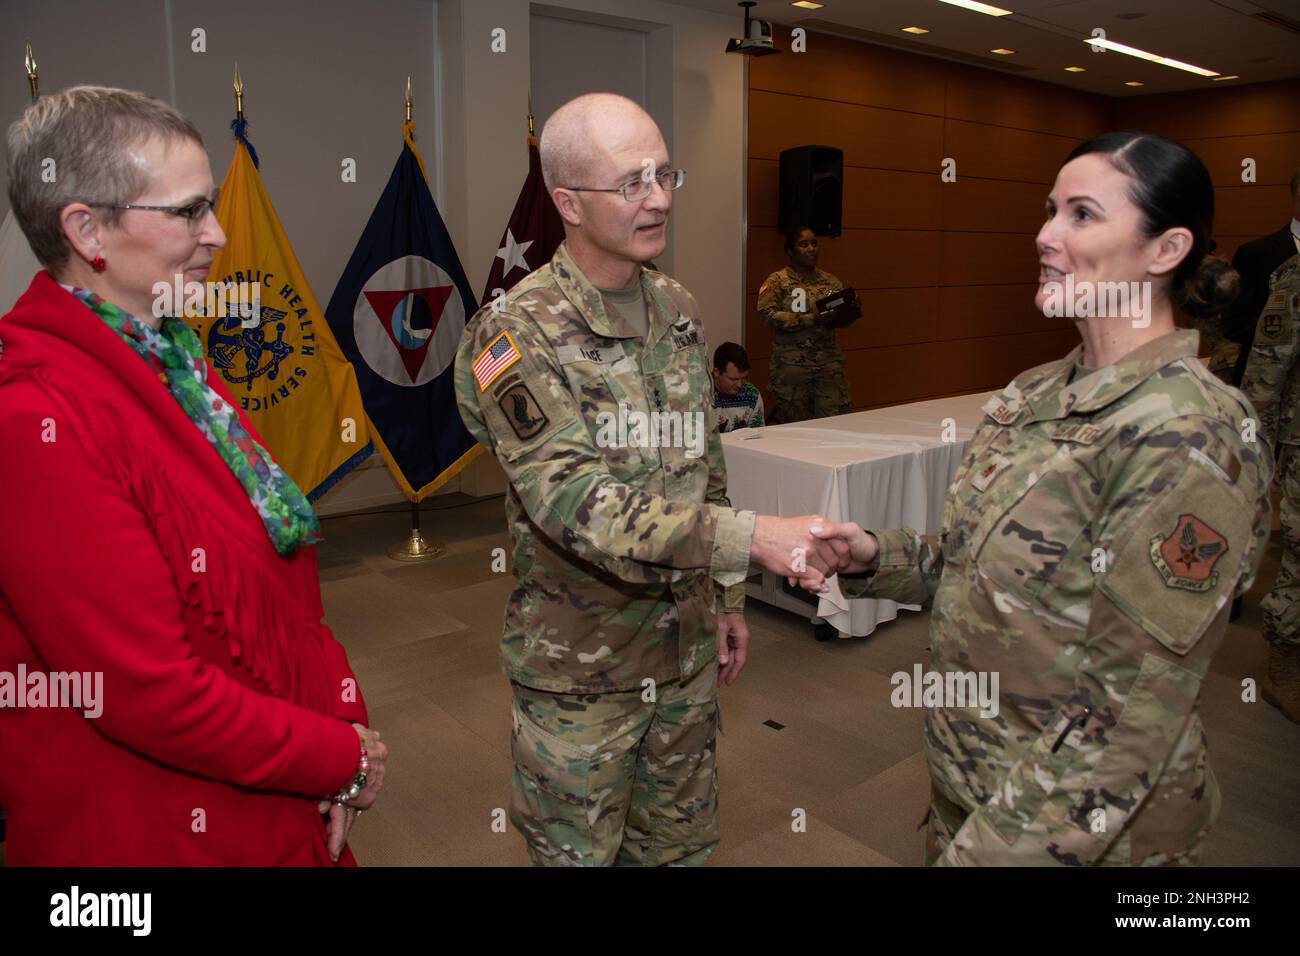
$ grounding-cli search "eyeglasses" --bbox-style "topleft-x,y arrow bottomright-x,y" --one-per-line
93,191 -> 219,232
563,168 -> 685,202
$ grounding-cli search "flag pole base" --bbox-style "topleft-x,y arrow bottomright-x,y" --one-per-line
387,530 -> 445,562
387,499 -> 445,561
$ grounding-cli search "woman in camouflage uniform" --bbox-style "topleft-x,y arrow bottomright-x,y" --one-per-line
757,226 -> 851,422
809,133 -> 1272,866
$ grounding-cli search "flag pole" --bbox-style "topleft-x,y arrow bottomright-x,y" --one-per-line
25,41 -> 38,103
388,74 -> 446,563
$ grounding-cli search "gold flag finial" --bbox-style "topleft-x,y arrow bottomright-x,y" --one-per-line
233,62 -> 244,121
405,75 -> 412,123
527,90 -> 535,138
25,40 -> 38,102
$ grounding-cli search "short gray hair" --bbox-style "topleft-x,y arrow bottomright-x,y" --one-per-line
6,85 -> 204,269
539,92 -> 653,195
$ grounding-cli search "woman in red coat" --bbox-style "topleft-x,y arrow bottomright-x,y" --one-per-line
0,86 -> 387,865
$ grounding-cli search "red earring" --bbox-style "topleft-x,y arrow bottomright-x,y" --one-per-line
91,255 -> 106,273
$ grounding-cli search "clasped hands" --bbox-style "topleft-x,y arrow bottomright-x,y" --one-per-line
317,722 -> 389,862
751,515 -> 880,592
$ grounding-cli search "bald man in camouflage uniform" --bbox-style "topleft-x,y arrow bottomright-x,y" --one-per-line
455,93 -> 839,866
825,329 -> 1271,864
757,229 -> 852,423
1240,253 -> 1300,723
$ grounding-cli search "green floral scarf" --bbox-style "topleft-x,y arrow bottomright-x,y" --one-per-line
75,288 -> 321,555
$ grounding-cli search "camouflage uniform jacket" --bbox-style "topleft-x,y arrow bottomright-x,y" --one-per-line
1241,254 -> 1300,448
757,266 -> 844,366
842,329 -> 1271,865
454,242 -> 756,694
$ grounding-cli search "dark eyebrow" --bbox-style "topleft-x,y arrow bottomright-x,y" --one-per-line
1065,195 -> 1104,210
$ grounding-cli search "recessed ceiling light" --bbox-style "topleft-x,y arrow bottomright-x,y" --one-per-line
938,0 -> 1013,16
902,26 -> 930,34
990,48 -> 1015,55
1085,37 -> 1219,77
1212,75 -> 1240,81
1125,81 -> 1145,87
790,1 -> 825,9
1064,66 -> 1086,72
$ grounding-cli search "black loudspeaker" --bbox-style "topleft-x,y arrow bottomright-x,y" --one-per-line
778,145 -> 843,238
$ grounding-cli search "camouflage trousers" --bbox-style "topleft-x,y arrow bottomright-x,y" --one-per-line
1262,445 -> 1300,648
508,658 -> 720,866
768,355 -> 851,424
923,781 -> 1213,866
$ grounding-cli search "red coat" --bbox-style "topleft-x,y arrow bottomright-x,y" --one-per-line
0,273 -> 368,865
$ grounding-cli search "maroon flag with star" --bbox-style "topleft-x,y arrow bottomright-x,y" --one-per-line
481,137 -> 565,305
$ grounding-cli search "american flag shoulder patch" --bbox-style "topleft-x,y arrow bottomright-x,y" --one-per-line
473,331 -> 521,391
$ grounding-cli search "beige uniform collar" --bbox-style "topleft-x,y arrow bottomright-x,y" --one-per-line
986,328 -> 1202,426
549,241 -> 674,344
1039,328 -> 1201,421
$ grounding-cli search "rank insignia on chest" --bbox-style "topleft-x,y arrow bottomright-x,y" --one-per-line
970,453 -> 1012,492
671,315 -> 701,351
497,381 -> 549,440
1149,513 -> 1229,592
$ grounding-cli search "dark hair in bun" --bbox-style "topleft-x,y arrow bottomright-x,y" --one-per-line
1064,131 -> 1239,320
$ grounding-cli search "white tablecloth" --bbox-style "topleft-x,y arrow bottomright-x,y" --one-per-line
721,392 -> 993,636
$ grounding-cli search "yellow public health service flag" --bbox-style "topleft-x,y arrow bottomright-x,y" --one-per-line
192,129 -> 374,499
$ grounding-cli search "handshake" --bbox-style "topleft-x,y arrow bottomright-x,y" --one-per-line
750,515 -> 880,592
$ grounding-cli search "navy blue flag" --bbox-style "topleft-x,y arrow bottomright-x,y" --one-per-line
325,123 -> 481,499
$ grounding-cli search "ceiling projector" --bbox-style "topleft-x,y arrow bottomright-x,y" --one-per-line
726,2 -> 778,57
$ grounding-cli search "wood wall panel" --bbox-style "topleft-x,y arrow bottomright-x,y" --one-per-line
749,89 -> 943,172
1182,133 -> 1300,188
742,284 -> 1058,366
746,27 -> 1296,414
940,232 -> 1041,286
943,62 -> 1114,139
747,328 -> 1078,411
1114,80 -> 1300,141
941,177 -> 1049,234
747,227 -> 941,293
942,119 -> 1082,184
749,32 -> 947,115
748,159 -> 941,230
1113,81 -> 1298,276
1213,185 -> 1295,238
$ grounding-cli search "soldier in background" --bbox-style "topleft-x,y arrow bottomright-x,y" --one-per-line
757,226 -> 851,423
455,93 -> 846,866
1240,253 -> 1300,723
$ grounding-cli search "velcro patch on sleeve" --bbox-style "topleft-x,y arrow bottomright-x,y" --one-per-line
473,331 -> 521,391
1100,458 -> 1251,655
496,382 -> 550,441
